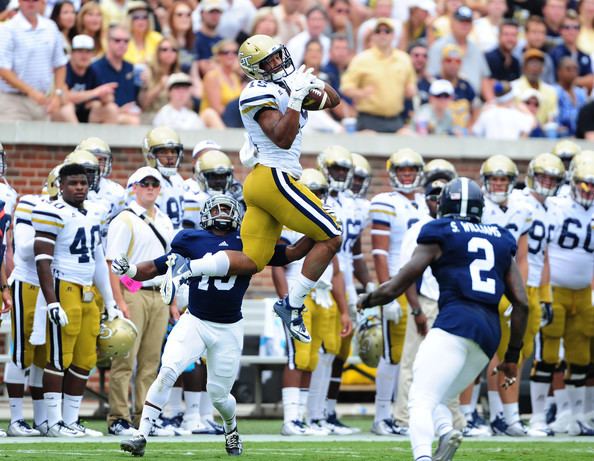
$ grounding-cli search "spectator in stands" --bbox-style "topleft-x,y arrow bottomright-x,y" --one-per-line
403,42 -> 431,118
431,0 -> 463,42
576,99 -> 594,139
153,73 -> 224,130
66,34 -> 120,123
341,18 -> 416,132
356,0 -> 397,53
322,33 -> 356,115
92,24 -> 141,125
250,7 -> 280,38
200,39 -> 242,117
0,0 -> 68,122
191,0 -> 256,44
436,44 -> 478,135
554,56 -> 587,137
512,48 -> 558,127
398,0 -> 434,51
193,0 -> 225,78
124,1 -> 163,65
287,6 -> 331,68
472,81 -> 535,139
138,36 -> 180,123
514,15 -> 555,84
76,1 -> 105,57
100,0 -> 129,31
272,0 -> 306,45
167,0 -> 195,73
543,0 -> 566,49
50,0 -> 76,55
408,79 -> 455,135
325,0 -> 354,49
577,0 -> 594,55
469,0 -> 507,52
485,19 -> 521,82
521,88 -> 547,137
428,6 -> 492,99
550,10 -> 592,89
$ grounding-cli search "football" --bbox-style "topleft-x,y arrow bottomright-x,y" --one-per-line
302,83 -> 341,111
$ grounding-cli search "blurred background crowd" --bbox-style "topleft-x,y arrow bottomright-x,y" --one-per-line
2,0 -> 594,141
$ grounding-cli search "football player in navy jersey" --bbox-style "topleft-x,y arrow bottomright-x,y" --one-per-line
358,178 -> 528,461
115,195 -> 316,457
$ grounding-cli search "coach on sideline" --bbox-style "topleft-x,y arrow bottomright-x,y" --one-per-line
105,167 -> 175,435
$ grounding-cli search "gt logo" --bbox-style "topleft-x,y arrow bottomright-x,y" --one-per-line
239,55 -> 251,67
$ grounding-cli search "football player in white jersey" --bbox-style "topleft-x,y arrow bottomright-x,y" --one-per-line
165,35 -> 342,345
184,140 -> 222,195
369,148 -> 428,436
32,161 -> 123,437
0,142 -> 19,274
552,139 -> 581,197
273,168 -> 352,436
545,157 -> 594,436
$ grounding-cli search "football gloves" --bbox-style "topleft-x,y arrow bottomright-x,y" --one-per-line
382,301 -> 402,324
104,302 -> 124,322
540,302 -> 553,328
287,65 -> 325,112
48,302 -> 69,327
112,254 -> 137,278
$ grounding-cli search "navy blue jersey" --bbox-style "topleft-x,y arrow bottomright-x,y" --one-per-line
417,218 -> 517,357
154,229 -> 250,323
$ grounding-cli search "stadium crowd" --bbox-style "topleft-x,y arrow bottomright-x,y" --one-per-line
1,0 -> 594,138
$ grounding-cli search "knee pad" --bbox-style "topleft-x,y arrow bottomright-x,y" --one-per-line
4,361 -> 26,385
530,361 -> 555,384
29,365 -> 44,388
564,363 -> 589,387
156,367 -> 178,391
206,381 -> 229,405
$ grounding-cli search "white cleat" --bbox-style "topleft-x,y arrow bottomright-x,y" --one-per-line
281,420 -> 314,436
7,420 -> 41,437
180,417 -> 209,435
433,429 -> 463,461
549,411 -> 572,433
527,419 -> 554,437
306,420 -> 330,435
33,421 -> 49,436
311,419 -> 353,435
68,421 -> 104,437
149,423 -> 177,436
568,420 -> 594,436
371,419 -> 407,436
0,428 -> 6,437
504,421 -> 527,437
46,421 -> 85,437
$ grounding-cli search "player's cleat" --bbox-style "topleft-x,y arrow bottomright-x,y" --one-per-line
311,419 -> 351,435
274,296 -> 311,343
149,423 -> 176,436
0,428 -> 6,437
489,413 -> 507,435
121,434 -> 147,457
109,418 -> 136,436
462,420 -> 491,437
526,420 -> 554,437
549,411 -> 572,433
34,421 -> 49,436
470,410 -> 489,432
306,420 -> 330,435
433,429 -> 463,461
46,420 -> 85,437
161,412 -> 184,429
203,418 -> 225,435
179,417 -> 209,435
371,418 -> 407,436
69,420 -> 104,436
545,402 -> 557,425
7,420 -> 40,437
504,421 -> 527,437
224,427 -> 243,456
326,411 -> 361,434
160,253 -> 191,305
281,420 -> 314,436
568,420 -> 594,436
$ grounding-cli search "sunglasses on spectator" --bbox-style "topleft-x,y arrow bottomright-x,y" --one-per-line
110,37 -> 130,43
219,49 -> 237,55
138,180 -> 160,188
562,24 -> 580,30
374,27 -> 393,34
132,13 -> 149,20
175,11 -> 191,17
433,93 -> 452,99
159,47 -> 179,52
334,8 -> 350,13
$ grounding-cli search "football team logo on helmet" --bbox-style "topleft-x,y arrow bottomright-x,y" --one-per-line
200,194 -> 242,231
356,316 -> 383,368
480,155 -> 518,204
438,177 -> 484,222
97,317 -> 138,365
238,35 -> 295,82
386,148 -> 424,193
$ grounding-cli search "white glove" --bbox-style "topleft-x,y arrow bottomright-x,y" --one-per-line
111,254 -> 137,278
287,65 -> 325,112
365,282 -> 377,294
383,301 -> 402,324
48,302 -> 69,327
105,302 -> 124,321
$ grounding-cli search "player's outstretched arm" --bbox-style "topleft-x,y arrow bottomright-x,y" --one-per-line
257,108 -> 301,150
358,243 -> 439,310
110,254 -> 162,281
267,236 -> 316,267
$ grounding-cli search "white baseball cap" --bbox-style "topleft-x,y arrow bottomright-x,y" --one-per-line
127,166 -> 163,187
429,79 -> 454,97
72,34 -> 95,51
192,140 -> 222,158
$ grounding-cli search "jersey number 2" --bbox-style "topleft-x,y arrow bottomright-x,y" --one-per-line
468,237 -> 496,294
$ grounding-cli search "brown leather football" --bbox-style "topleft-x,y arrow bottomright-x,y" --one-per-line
302,83 -> 341,111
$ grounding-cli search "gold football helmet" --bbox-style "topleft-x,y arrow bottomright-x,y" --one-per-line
238,34 -> 295,82
552,139 -> 581,164
479,155 -> 518,204
526,153 -> 565,197
571,159 -> 594,208
356,316 -> 383,368
568,150 -> 594,176
423,158 -> 457,184
97,317 -> 138,364
318,145 -> 353,193
386,148 -> 424,193
44,164 -> 64,200
195,149 -> 234,193
64,149 -> 100,191
299,168 -> 329,200
142,126 -> 183,177
0,142 -> 6,177
77,137 -> 112,178
350,153 -> 371,198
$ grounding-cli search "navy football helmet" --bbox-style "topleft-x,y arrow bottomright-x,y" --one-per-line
438,177 -> 484,223
200,194 -> 242,231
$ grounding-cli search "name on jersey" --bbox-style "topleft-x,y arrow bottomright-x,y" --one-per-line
451,221 -> 501,237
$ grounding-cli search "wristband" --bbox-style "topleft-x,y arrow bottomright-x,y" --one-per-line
504,344 -> 522,363
287,96 -> 303,112
410,307 -> 423,317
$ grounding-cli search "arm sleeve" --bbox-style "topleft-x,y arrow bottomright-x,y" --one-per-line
93,244 -> 115,306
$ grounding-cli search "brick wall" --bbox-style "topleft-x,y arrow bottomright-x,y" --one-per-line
4,144 -> 531,298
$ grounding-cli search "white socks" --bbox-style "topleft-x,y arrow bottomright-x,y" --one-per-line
200,391 -> 214,422
9,398 -> 23,423
554,387 -> 571,417
470,383 -> 481,412
529,381 -> 549,423
44,392 -> 62,427
183,391 -> 201,421
488,390 -> 504,422
567,385 -> 586,419
282,387 -> 300,424
33,397 -> 47,426
459,404 -> 472,421
585,386 -> 594,415
299,388 -> 309,422
190,251 -> 230,277
308,353 -> 334,421
288,273 -> 316,309
375,358 -> 398,422
503,402 -> 520,426
165,386 -> 184,417
63,394 -> 83,426
138,404 -> 161,437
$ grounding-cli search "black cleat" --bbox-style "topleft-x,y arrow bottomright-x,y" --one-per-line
225,427 -> 243,456
121,434 -> 147,457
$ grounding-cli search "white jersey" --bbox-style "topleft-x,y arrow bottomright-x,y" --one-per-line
184,177 -> 202,196
0,179 -> 18,245
481,196 -> 531,242
127,173 -> 187,231
90,177 -> 126,222
32,198 -> 106,286
10,194 -> 43,286
557,183 -> 571,198
239,79 -> 307,178
354,196 -> 371,229
369,191 -> 428,276
548,195 -> 594,289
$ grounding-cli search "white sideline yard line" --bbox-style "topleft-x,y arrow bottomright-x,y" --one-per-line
0,434 -> 592,444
